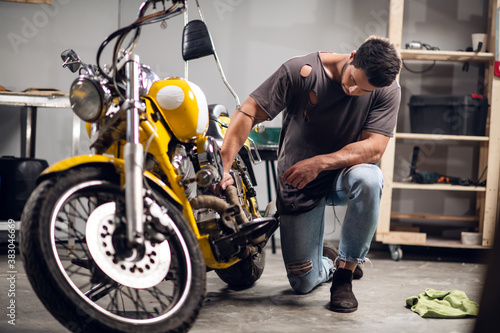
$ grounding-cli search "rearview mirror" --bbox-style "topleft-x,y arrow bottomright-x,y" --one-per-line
61,49 -> 82,73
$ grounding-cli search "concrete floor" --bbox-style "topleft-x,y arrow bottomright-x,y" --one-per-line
0,242 -> 487,333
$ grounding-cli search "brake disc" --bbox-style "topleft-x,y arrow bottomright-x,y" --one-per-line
85,202 -> 171,289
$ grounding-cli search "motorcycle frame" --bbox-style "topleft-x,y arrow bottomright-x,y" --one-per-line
44,0 -> 270,270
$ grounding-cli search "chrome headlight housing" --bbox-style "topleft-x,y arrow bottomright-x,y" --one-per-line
139,64 -> 160,95
69,75 -> 112,122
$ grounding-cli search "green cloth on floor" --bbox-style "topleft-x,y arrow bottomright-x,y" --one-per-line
406,288 -> 479,318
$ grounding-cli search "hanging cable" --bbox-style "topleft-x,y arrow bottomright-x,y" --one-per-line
402,42 -> 440,74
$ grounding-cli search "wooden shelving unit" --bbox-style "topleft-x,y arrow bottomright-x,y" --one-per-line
400,49 -> 494,62
391,182 -> 487,192
376,0 -> 500,258
395,132 -> 490,142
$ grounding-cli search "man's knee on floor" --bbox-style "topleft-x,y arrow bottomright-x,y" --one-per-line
286,260 -> 315,294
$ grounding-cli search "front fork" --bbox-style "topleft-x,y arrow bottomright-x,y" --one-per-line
123,53 -> 145,247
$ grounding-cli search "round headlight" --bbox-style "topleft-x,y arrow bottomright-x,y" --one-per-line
70,76 -> 111,122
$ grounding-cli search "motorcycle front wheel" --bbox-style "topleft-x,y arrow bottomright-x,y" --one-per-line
21,166 -> 206,333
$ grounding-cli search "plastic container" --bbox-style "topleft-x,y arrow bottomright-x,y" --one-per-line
409,94 -> 488,136
461,232 -> 482,246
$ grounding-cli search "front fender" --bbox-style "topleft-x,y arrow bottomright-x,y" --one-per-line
40,155 -> 182,206
41,154 -> 123,174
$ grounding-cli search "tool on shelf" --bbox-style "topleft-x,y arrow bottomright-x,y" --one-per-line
404,146 -> 478,186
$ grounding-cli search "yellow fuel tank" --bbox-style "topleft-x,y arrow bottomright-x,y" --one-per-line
147,78 -> 208,142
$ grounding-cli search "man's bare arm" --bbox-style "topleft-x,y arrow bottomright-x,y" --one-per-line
220,96 -> 269,189
282,131 -> 390,189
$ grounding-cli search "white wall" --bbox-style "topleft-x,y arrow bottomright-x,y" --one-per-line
0,0 -> 488,242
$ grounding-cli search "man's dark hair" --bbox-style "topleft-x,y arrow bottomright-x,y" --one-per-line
351,36 -> 401,88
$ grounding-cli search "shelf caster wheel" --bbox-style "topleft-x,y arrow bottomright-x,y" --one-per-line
389,245 -> 403,261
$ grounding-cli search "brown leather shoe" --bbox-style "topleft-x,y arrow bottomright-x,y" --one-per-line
329,268 -> 358,313
322,246 -> 364,280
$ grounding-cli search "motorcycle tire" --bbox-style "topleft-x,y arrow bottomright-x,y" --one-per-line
215,243 -> 266,289
20,166 -> 206,333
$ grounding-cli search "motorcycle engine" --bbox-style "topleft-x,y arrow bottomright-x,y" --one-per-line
172,139 -> 241,240
171,137 -> 225,201
171,144 -> 197,200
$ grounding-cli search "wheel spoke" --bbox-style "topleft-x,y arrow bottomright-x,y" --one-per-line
145,286 -> 173,310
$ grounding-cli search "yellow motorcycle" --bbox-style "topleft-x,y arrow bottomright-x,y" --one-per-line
20,1 -> 278,332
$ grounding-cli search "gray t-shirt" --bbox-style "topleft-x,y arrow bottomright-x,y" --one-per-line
250,52 -> 401,214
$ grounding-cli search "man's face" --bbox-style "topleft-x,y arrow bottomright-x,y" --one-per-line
340,61 -> 376,97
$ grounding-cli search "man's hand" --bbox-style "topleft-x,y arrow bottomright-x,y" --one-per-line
220,171 -> 234,190
282,131 -> 390,190
282,157 -> 322,189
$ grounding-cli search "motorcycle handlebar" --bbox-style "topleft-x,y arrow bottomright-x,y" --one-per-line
137,0 -> 185,23
96,0 -> 185,83
128,0 -> 185,53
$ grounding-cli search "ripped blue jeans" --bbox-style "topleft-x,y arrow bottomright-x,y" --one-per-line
279,164 -> 383,294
